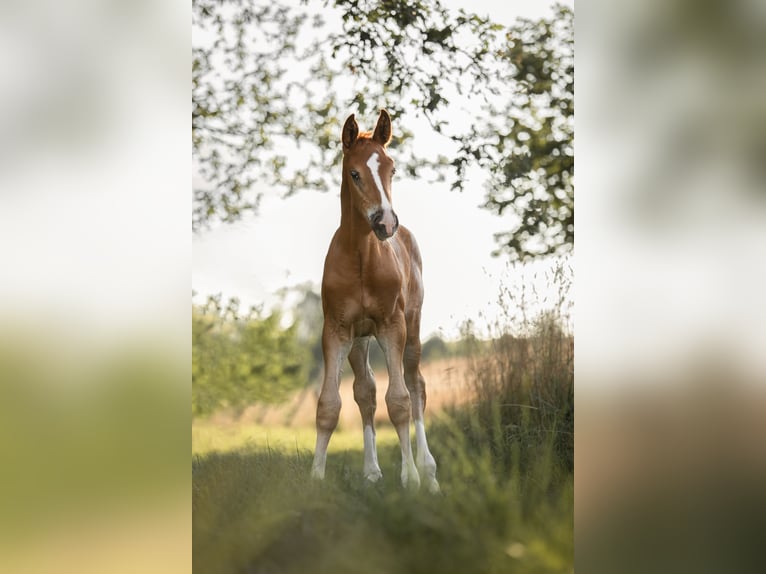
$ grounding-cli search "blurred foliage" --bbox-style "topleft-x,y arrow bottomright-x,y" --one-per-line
421,333 -> 449,361
289,283 -> 324,381
191,284 -> 482,418
354,333 -> 456,370
0,333 -> 187,547
192,0 -> 573,260
192,295 -> 310,416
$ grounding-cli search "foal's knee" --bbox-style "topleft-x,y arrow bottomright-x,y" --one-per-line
353,377 -> 376,410
316,393 -> 341,432
385,390 -> 411,427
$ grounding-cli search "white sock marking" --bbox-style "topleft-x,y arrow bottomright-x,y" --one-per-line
363,425 -> 382,480
414,418 -> 440,492
415,419 -> 428,459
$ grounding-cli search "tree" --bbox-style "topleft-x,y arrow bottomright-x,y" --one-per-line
467,6 -> 573,258
193,0 -> 573,260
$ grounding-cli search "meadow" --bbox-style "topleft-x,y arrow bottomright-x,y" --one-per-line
193,414 -> 571,574
193,328 -> 572,573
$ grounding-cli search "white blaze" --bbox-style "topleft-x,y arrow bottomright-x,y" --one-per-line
366,152 -> 392,211
366,152 -> 396,235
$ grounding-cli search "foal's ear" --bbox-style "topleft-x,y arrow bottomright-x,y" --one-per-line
342,114 -> 359,149
372,109 -> 392,147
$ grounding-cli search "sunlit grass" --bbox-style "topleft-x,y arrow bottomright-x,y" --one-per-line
192,421 -> 400,456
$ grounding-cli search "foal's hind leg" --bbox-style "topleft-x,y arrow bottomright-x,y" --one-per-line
404,332 -> 440,493
349,337 -> 382,482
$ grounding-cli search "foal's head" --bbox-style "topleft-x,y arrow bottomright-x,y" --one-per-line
341,109 -> 399,241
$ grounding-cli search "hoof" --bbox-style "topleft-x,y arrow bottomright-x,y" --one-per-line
365,469 -> 383,483
424,476 -> 441,494
401,468 -> 421,491
310,467 -> 325,480
417,454 -> 439,493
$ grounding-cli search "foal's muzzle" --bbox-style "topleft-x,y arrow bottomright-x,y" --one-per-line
370,209 -> 399,240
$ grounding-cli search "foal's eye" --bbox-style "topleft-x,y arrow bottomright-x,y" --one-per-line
350,170 -> 360,182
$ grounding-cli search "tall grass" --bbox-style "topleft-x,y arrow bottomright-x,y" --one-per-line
192,259 -> 573,573
453,259 -> 574,478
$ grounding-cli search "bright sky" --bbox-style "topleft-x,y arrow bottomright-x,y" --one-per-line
192,0 -> 572,340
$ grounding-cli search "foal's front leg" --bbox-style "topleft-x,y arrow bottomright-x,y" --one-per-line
378,321 -> 420,490
311,324 -> 352,480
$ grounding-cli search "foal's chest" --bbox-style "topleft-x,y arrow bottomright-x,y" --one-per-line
323,246 -> 407,330
357,251 -> 404,312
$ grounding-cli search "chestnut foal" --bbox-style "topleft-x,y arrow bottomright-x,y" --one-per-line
310,110 -> 439,492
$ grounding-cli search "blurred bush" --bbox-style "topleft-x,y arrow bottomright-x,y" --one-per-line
578,0 -> 766,572
192,295 -> 311,417
0,326 -> 188,573
0,0 -> 188,568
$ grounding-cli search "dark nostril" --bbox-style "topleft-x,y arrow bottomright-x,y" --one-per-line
369,210 -> 397,238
